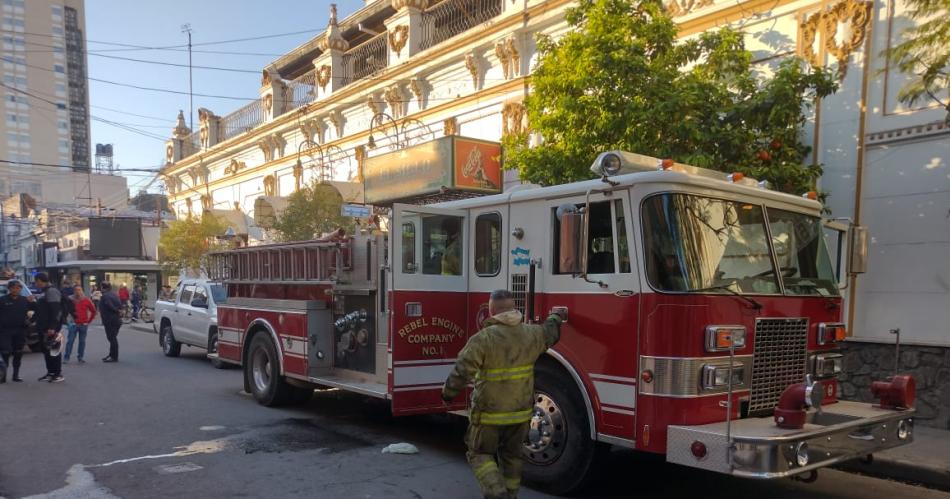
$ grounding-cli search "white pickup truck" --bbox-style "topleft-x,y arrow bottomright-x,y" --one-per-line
154,278 -> 228,368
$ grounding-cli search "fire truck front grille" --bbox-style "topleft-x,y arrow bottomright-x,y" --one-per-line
748,317 -> 809,416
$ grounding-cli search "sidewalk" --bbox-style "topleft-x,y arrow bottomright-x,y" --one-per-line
125,320 -> 156,335
836,425 -> 950,491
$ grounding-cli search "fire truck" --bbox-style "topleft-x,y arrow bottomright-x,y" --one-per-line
205,150 -> 916,494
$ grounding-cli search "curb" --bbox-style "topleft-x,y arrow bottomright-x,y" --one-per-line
836,455 -> 950,492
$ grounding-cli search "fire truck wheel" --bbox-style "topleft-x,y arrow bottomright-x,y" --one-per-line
522,364 -> 606,495
246,333 -> 298,407
161,323 -> 181,357
208,328 -> 228,369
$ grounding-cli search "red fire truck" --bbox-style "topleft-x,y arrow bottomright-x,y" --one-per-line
204,150 -> 915,494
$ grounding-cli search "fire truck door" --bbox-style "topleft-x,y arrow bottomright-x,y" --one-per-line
390,204 -> 470,415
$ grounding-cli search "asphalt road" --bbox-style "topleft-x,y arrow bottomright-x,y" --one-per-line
0,325 -> 947,499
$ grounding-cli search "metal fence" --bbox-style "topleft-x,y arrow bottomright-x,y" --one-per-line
420,0 -> 502,52
287,69 -> 317,111
218,99 -> 263,142
341,32 -> 388,87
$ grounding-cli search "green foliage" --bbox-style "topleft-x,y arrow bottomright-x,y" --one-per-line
158,214 -> 227,275
884,0 -> 949,121
504,0 -> 838,194
271,181 -> 348,242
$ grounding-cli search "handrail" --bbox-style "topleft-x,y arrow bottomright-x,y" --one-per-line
420,0 -> 503,52
341,32 -> 388,88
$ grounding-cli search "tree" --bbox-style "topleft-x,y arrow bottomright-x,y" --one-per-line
504,0 -> 838,194
158,214 -> 227,276
271,181 -> 348,242
884,0 -> 949,122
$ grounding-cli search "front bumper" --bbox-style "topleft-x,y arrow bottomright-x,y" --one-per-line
666,401 -> 915,478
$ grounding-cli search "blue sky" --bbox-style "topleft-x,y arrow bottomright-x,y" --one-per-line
85,0 -> 364,194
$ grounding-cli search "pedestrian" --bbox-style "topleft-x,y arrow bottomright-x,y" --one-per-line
91,285 -> 102,311
130,285 -> 142,322
118,283 -> 130,316
34,272 -> 65,383
441,290 -> 563,499
98,282 -> 122,363
0,280 -> 31,383
64,286 -> 96,363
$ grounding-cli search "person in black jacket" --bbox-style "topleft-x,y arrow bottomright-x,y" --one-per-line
98,282 -> 122,362
34,273 -> 65,382
0,280 -> 32,383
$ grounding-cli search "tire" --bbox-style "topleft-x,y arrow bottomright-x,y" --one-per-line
208,328 -> 228,370
160,323 -> 181,357
245,333 -> 301,407
522,363 -> 606,495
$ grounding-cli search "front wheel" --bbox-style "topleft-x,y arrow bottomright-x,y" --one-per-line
244,333 -> 308,406
522,363 -> 606,495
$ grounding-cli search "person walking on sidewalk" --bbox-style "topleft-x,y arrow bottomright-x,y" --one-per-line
0,280 -> 32,383
118,284 -> 130,317
64,286 -> 96,364
130,285 -> 142,322
34,273 -> 65,383
91,285 -> 102,311
99,282 -> 122,363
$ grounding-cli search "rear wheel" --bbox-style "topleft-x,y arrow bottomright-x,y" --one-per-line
160,323 -> 181,357
245,333 -> 308,406
522,363 -> 605,495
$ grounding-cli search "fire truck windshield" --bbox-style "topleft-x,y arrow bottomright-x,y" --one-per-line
642,193 -> 839,297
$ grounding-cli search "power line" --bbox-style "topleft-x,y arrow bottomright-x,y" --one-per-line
0,158 -> 162,172
2,26 -> 321,50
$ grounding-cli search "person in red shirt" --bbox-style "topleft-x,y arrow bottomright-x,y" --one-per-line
64,285 -> 97,363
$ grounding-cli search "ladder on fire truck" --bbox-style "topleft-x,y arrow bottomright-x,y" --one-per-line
206,234 -> 352,283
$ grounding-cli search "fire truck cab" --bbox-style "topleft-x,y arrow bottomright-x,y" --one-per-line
209,150 -> 915,494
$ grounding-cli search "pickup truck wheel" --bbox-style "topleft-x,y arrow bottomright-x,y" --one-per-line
522,364 -> 606,495
246,333 -> 297,407
160,324 -> 181,357
208,329 -> 228,369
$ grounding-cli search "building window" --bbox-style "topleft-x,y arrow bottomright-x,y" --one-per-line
474,212 -> 502,276
53,64 -> 65,73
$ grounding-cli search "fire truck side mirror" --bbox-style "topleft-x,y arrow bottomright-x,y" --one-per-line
558,211 -> 585,275
848,225 -> 868,275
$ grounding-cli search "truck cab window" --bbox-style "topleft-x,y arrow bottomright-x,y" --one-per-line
401,222 -> 416,273
553,201 -> 628,275
401,212 -> 464,276
474,213 -> 501,276
179,285 -> 195,305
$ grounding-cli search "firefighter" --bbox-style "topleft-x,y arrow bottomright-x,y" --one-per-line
442,289 -> 563,499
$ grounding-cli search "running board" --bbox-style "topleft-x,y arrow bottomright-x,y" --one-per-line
309,375 -> 389,400
206,353 -> 240,365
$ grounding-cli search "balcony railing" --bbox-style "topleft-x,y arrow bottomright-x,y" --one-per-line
341,32 -> 388,88
219,99 -> 263,142
287,69 -> 317,110
420,0 -> 503,52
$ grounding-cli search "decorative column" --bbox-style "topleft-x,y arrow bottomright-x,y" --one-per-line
385,0 -> 426,66
313,4 -> 349,101
260,67 -> 289,122
165,110 -> 192,165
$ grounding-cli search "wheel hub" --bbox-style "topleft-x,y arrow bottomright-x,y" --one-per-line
252,349 -> 271,393
523,392 -> 566,465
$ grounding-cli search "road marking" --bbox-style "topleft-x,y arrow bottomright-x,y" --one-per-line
200,425 -> 226,431
154,462 -> 204,475
22,464 -> 120,499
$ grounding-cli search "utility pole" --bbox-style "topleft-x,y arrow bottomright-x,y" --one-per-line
181,23 -> 194,131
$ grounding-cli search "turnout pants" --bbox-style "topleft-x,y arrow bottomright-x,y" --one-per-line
104,320 -> 121,360
465,421 -> 530,499
0,329 -> 25,379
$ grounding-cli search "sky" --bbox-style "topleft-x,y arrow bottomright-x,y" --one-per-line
84,0 -> 365,195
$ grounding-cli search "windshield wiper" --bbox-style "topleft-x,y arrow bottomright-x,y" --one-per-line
688,284 -> 763,310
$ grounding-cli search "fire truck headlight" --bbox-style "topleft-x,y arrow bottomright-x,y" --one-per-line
704,326 -> 746,352
701,363 -> 745,390
812,353 -> 843,379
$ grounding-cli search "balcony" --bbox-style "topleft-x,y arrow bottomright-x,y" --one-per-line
421,0 -> 503,51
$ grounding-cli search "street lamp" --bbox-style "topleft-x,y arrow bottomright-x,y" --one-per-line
366,112 -> 433,151
296,140 -> 348,183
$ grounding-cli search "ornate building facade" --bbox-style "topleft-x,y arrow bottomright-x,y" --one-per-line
161,0 -> 949,425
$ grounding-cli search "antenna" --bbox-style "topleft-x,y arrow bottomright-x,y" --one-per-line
181,23 -> 194,131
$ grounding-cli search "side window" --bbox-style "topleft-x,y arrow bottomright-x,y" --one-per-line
553,200 -> 630,275
474,212 -> 501,276
192,287 -> 208,307
179,285 -> 195,306
423,215 -> 463,276
401,222 -> 417,273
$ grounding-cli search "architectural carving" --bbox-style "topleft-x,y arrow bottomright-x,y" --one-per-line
465,52 -> 479,90
172,109 -> 190,138
263,174 -> 277,196
502,102 -> 526,137
316,65 -> 332,90
392,0 -> 427,9
163,175 -> 179,195
233,201 -> 241,212
495,38 -> 520,79
261,69 -> 271,87
320,4 -> 349,52
185,198 -> 193,216
800,0 -> 872,78
443,117 -> 458,136
327,111 -> 344,138
197,108 -> 218,149
224,159 -> 247,175
201,194 -> 212,211
293,161 -> 303,191
165,144 -> 175,164
187,166 -> 201,185
384,84 -> 408,118
354,145 -> 366,182
666,0 -> 715,17
409,78 -> 426,108
389,25 -> 409,56
262,93 -> 274,115
367,95 -> 383,116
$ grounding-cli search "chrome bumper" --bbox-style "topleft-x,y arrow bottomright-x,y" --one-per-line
666,401 -> 915,478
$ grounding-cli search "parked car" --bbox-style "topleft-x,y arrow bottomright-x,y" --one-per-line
0,279 -> 41,353
154,279 -> 228,368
